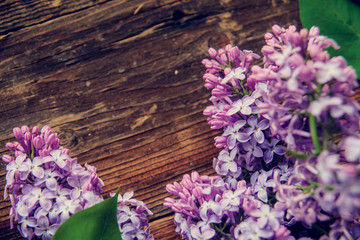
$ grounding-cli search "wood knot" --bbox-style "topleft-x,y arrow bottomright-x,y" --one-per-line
172,10 -> 186,21
57,129 -> 80,148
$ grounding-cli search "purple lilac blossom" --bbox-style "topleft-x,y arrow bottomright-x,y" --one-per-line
169,23 -> 360,240
164,172 -> 294,240
3,125 -> 153,240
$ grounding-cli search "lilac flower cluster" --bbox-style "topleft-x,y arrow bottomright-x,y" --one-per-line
115,191 -> 154,240
165,25 -> 360,239
3,125 -> 153,240
164,171 -> 291,240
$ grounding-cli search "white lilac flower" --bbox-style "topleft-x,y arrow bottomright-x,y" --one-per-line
34,215 -> 59,240
251,170 -> 275,203
217,148 -> 238,175
190,223 -> 216,240
260,138 -> 286,164
244,116 -> 270,144
223,120 -> 250,149
3,125 -> 154,240
343,135 -> 360,162
221,67 -> 246,84
312,61 -> 346,84
226,96 -> 255,116
249,204 -> 284,231
199,199 -> 222,220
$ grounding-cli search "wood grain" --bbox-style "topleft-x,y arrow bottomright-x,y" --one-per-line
0,0 -> 301,239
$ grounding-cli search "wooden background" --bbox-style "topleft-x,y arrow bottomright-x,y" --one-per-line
0,1 -> 301,239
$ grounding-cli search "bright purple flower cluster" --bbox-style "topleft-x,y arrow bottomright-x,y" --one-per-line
114,191 -> 154,240
3,125 -> 153,240
165,25 -> 360,239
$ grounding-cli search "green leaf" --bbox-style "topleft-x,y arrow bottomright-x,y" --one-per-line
53,187 -> 122,240
299,0 -> 360,77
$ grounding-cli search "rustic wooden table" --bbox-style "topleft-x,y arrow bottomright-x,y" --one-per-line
0,1 -> 300,239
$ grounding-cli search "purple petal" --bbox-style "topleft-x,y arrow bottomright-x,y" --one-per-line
228,162 -> 238,172
257,216 -> 267,228
226,106 -> 239,116
243,97 -> 255,106
33,157 -> 43,166
258,119 -> 270,130
236,133 -> 251,143
24,196 -> 38,208
5,170 -> 15,186
48,224 -> 60,235
268,218 -> 280,230
190,227 -> 201,238
70,189 -> 81,200
15,154 -> 27,164
67,176 -> 79,188
118,213 -> 130,223
247,116 -> 258,127
32,167 -> 44,178
40,199 -> 52,211
274,146 -> 286,155
257,189 -> 268,202
264,150 -> 273,163
37,215 -> 49,228
254,131 -> 265,144
253,146 -> 263,157
234,120 -> 247,130
46,178 -> 58,191
240,106 -> 252,115
203,229 -> 216,239
227,136 -> 236,149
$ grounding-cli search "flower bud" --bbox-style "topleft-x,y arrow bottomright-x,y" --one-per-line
6,142 -> 15,151
24,132 -> 32,142
61,148 -> 70,155
82,182 -> 93,192
274,226 -> 292,239
46,133 -> 56,147
182,178 -> 194,191
272,24 -> 283,36
33,136 -> 44,150
191,171 -> 200,182
2,154 -> 14,164
21,125 -> 29,134
208,48 -> 217,58
300,28 -> 308,39
214,136 -> 227,149
309,26 -> 320,37
32,126 -> 40,135
13,127 -> 23,140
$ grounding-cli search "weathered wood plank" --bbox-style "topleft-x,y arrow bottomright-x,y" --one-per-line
0,0 -> 300,239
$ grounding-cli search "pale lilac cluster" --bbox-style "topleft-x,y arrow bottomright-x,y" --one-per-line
248,25 -> 359,151
248,25 -> 360,239
166,24 -> 360,239
3,125 -> 153,240
202,44 -> 286,176
114,191 -> 154,240
164,171 -> 293,240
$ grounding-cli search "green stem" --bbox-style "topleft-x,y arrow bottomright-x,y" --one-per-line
30,144 -> 35,160
211,224 -> 235,240
286,149 -> 312,159
239,81 -> 248,96
308,94 -> 322,155
309,114 -> 322,155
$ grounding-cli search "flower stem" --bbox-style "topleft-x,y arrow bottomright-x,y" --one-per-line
286,149 -> 312,159
309,114 -> 322,155
211,224 -> 235,240
239,80 -> 248,96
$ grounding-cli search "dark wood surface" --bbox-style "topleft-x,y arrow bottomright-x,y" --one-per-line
0,1 -> 301,239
